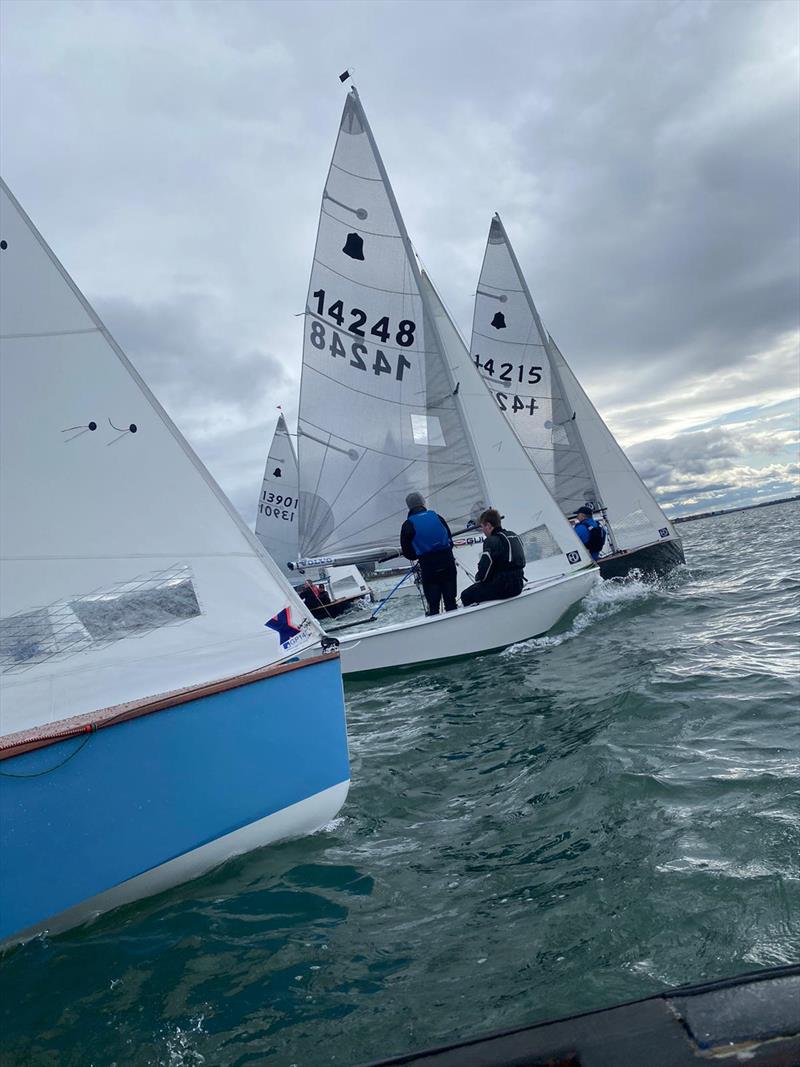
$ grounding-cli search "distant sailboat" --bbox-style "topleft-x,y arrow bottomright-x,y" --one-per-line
293,88 -> 598,674
0,178 -> 349,947
255,412 -> 371,616
470,214 -> 685,578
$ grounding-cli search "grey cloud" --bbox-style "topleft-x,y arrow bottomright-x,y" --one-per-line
629,428 -> 742,483
1,0 -> 797,518
94,293 -> 293,417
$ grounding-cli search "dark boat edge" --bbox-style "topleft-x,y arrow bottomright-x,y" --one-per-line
358,962 -> 800,1067
598,536 -> 685,580
309,591 -> 369,620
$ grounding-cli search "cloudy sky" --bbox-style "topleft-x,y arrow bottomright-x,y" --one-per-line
1,0 -> 798,520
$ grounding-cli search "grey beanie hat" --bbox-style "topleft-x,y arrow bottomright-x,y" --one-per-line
405,491 -> 425,510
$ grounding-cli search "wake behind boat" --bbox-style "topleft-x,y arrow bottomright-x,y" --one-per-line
0,179 -> 349,948
470,214 -> 685,579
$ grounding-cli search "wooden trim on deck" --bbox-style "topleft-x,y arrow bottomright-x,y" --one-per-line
0,650 -> 339,762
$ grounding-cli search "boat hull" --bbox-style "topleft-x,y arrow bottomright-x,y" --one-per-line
599,536 -> 685,580
0,655 -> 349,949
309,591 -> 368,619
339,568 -> 598,675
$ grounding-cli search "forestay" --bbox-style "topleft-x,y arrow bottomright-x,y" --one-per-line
471,214 -> 678,552
297,89 -> 487,560
255,413 -> 301,581
0,179 -> 324,738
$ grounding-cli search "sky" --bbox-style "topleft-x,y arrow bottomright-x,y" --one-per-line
1,0 -> 798,521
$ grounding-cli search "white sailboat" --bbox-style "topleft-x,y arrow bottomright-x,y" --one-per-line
255,412 -> 370,616
295,88 -> 598,674
0,178 -> 349,946
470,214 -> 684,578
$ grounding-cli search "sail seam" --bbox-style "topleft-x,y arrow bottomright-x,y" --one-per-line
1,327 -> 101,340
320,207 -> 403,239
330,162 -> 384,182
473,331 -> 547,348
313,459 -> 418,550
303,362 -> 430,409
320,467 -> 478,552
299,415 -> 473,467
312,257 -> 420,297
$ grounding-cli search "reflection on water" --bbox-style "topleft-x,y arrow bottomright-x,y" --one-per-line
1,503 -> 798,1067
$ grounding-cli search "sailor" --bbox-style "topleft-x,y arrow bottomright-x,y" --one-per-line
573,504 -> 606,561
298,579 -> 331,609
400,491 -> 458,615
461,508 -> 526,607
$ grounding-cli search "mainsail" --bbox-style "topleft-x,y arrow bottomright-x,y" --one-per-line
255,412 -> 300,580
0,179 -> 323,738
297,89 -> 488,560
471,214 -> 678,553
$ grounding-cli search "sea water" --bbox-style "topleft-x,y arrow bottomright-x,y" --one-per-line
1,501 -> 798,1066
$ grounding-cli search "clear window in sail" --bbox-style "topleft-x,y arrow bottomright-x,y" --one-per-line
410,414 -> 446,447
1,564 -> 202,671
519,525 -> 561,562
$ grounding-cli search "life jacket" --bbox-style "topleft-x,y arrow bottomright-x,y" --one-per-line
408,509 -> 451,557
577,518 -> 606,554
493,529 -> 525,573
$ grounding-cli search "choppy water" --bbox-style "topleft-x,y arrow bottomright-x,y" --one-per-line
2,502 -> 799,1067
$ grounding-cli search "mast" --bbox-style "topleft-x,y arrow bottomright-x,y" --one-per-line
349,86 -> 493,512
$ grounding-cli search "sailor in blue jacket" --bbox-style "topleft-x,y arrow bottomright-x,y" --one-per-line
400,491 -> 458,615
573,504 -> 606,561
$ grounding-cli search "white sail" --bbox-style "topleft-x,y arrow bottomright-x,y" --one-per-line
547,334 -> 679,550
471,214 -> 678,552
0,179 -> 324,738
421,271 -> 593,578
297,88 -> 488,561
255,413 -> 301,580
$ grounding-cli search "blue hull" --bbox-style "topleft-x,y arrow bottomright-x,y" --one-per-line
0,656 -> 349,944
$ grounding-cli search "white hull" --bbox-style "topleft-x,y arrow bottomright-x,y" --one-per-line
339,567 -> 598,674
3,781 -> 349,951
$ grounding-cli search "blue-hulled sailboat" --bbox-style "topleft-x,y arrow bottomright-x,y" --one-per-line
0,178 -> 350,948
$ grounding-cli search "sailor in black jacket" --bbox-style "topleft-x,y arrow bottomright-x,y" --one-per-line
461,508 -> 526,607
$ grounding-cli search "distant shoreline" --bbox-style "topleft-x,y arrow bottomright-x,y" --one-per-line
671,494 -> 800,524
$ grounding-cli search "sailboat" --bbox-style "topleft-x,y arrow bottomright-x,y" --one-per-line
294,88 -> 599,675
0,178 -> 350,948
470,214 -> 685,579
255,412 -> 371,617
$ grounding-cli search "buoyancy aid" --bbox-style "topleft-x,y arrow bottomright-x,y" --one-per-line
477,528 -> 526,581
408,509 -> 452,557
575,517 -> 606,556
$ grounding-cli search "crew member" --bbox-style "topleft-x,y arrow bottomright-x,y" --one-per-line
298,579 -> 331,610
573,503 -> 606,561
400,491 -> 458,615
461,508 -> 526,607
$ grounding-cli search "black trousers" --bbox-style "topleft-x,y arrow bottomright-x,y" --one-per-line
419,558 -> 458,615
461,571 -> 524,607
